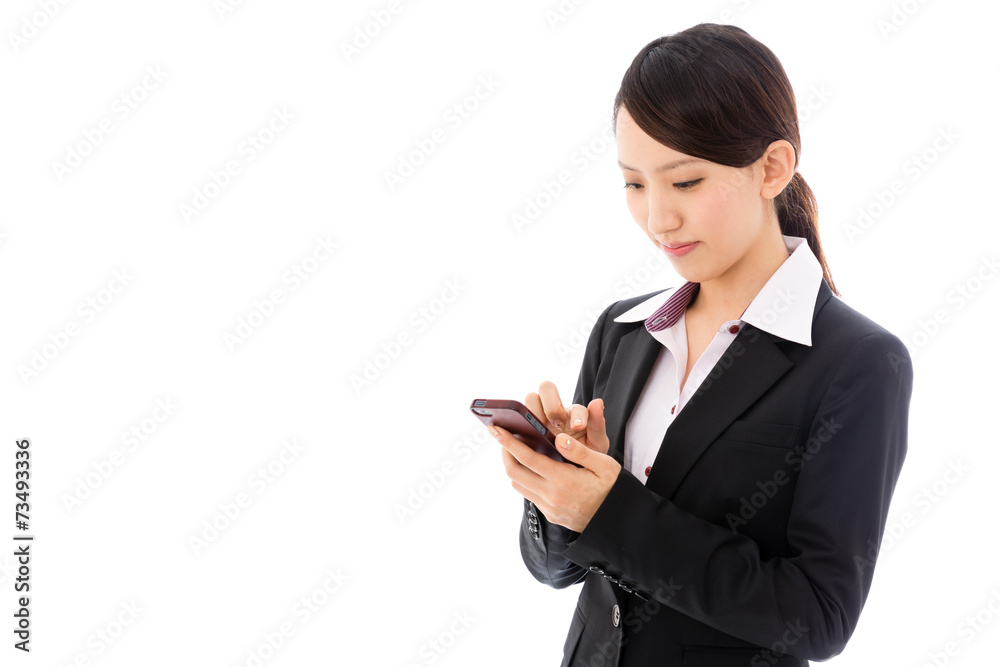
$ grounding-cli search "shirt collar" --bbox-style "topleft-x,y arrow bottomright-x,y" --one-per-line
612,235 -> 823,346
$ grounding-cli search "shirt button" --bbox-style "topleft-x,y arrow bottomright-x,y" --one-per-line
670,404 -> 676,414
644,466 -> 651,476
729,324 -> 739,334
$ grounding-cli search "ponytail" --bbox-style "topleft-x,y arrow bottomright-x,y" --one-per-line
775,172 -> 839,296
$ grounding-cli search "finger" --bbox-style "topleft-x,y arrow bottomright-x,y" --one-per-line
587,398 -> 610,452
537,381 -> 569,430
524,392 -> 553,432
510,478 -> 545,510
500,444 -> 545,490
567,403 -> 589,432
494,425 -> 560,480
555,432 -> 613,476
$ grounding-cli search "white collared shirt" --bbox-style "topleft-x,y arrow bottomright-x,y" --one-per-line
612,235 -> 824,484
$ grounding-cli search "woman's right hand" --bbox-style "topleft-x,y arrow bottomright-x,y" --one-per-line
525,380 -> 609,456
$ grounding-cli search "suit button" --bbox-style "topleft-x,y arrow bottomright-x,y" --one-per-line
589,565 -> 605,575
611,604 -> 620,627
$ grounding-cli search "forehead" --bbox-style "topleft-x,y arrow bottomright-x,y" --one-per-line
615,106 -> 699,169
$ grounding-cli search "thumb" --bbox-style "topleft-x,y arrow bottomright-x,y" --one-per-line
557,432 -> 612,473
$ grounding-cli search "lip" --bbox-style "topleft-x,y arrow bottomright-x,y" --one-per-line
661,241 -> 699,257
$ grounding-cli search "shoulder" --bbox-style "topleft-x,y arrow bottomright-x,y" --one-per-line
813,290 -> 908,357
791,286 -> 913,389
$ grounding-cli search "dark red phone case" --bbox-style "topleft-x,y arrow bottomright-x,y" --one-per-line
470,398 -> 570,464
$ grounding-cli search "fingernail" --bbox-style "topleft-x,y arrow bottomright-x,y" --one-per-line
558,434 -> 573,449
488,426 -> 499,438
572,418 -> 583,428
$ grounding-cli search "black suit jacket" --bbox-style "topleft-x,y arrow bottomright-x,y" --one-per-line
519,280 -> 913,667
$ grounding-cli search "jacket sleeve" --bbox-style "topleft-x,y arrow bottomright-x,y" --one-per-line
561,330 -> 913,661
518,301 -> 614,589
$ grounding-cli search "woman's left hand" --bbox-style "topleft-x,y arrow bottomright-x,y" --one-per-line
495,425 -> 622,533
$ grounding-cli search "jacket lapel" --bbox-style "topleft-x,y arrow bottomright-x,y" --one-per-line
602,280 -> 833,499
603,325 -> 662,466
646,324 -> 792,496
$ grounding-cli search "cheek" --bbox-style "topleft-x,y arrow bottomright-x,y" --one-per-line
700,188 -> 751,236
702,188 -> 736,217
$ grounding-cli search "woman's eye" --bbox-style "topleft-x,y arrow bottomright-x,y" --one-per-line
622,179 -> 702,191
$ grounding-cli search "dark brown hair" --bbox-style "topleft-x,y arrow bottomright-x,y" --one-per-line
612,23 -> 839,296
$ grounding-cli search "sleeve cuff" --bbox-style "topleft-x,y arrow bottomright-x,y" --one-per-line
561,467 -> 662,601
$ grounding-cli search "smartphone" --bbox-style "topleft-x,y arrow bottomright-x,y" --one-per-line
470,398 -> 573,464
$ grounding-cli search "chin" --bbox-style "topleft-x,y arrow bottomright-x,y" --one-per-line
669,261 -> 719,285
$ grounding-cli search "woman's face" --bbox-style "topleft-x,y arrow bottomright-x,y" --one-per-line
615,105 -> 778,286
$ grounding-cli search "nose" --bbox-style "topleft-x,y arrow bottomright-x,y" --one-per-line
645,188 -> 682,238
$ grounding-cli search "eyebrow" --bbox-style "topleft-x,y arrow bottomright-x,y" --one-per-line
617,157 -> 703,173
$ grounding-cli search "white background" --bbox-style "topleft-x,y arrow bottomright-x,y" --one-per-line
1,0 -> 998,665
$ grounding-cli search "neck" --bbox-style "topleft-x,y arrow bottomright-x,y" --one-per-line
690,230 -> 790,321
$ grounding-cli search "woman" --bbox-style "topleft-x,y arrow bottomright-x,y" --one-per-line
492,23 -> 913,667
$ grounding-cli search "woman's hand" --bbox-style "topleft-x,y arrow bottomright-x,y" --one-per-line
495,425 -> 621,533
525,380 -> 609,455
495,381 -> 619,533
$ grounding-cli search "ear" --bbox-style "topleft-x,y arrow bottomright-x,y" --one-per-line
758,139 -> 796,200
